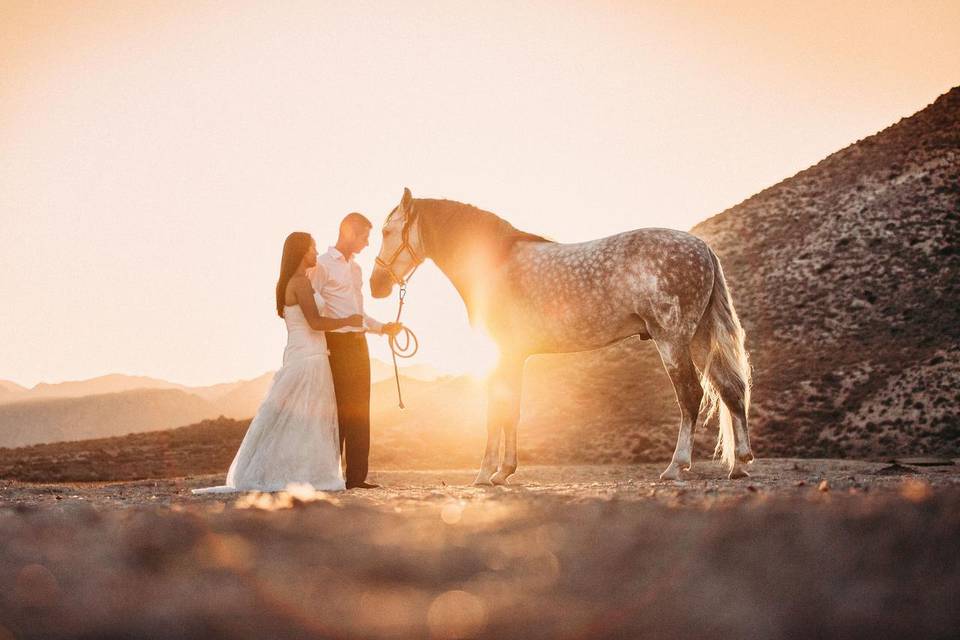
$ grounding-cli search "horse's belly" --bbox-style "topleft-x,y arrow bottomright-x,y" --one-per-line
506,311 -> 645,354
557,324 -> 647,352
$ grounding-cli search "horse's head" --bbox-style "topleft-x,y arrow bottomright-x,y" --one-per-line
371,187 -> 425,298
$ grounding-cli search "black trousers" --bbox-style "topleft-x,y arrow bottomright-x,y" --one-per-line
325,331 -> 371,485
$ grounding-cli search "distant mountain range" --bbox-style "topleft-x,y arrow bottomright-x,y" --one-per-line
0,360 -> 439,405
0,380 -> 28,405
0,361 -> 444,448
0,373 -> 534,480
0,373 -> 257,405
0,381 -> 27,393
0,375 -> 487,480
0,389 -> 220,449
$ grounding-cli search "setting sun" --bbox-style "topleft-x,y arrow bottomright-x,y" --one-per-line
459,328 -> 501,381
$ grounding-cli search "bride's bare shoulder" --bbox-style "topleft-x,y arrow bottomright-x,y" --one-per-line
285,274 -> 314,304
288,273 -> 312,287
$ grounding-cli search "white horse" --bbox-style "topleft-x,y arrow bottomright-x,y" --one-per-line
371,188 -> 753,483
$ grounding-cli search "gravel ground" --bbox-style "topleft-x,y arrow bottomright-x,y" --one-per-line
1,459 -> 959,639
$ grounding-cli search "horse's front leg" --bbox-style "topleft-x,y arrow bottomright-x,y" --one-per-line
490,357 -> 524,485
475,357 -> 523,486
473,413 -> 502,486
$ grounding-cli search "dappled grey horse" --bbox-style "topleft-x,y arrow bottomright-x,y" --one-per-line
371,188 -> 753,483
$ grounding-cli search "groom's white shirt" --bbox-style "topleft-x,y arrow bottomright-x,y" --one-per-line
309,246 -> 385,334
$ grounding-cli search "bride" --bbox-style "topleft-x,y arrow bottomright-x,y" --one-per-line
193,232 -> 360,493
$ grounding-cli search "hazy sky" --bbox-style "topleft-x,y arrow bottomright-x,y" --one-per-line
1,0 -> 958,387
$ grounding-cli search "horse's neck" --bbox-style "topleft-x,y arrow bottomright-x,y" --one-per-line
420,202 -> 499,325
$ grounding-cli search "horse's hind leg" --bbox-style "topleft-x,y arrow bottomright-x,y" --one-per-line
716,378 -> 753,479
656,341 -> 704,481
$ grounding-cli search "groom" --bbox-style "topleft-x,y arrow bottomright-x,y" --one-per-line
310,213 -> 402,489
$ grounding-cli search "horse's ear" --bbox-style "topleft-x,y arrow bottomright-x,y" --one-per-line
401,187 -> 412,211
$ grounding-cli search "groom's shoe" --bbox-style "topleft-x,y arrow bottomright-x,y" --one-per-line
346,481 -> 381,490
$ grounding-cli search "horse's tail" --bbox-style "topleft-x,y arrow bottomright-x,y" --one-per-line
693,249 -> 752,471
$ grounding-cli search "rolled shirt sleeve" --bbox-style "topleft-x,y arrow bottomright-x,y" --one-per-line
363,314 -> 385,334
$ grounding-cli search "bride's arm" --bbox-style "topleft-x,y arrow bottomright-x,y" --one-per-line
291,276 -> 362,331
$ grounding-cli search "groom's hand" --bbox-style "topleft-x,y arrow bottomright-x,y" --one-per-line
382,322 -> 404,337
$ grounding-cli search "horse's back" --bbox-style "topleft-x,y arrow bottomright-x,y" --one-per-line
513,227 -> 712,269
501,227 -> 715,349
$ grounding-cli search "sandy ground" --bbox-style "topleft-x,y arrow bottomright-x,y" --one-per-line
1,459 -> 959,639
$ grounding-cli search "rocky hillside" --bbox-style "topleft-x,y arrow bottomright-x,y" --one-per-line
689,86 -> 960,460
0,417 -> 248,482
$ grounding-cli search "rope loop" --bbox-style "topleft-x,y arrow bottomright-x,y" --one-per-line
388,283 -> 417,408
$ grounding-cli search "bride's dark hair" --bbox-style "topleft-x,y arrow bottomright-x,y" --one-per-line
276,232 -> 315,317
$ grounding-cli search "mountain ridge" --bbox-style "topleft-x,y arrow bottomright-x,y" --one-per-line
0,369 -> 465,449
0,360 -> 442,405
0,388 -> 218,449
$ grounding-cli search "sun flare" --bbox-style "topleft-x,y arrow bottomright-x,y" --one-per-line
459,328 -> 501,380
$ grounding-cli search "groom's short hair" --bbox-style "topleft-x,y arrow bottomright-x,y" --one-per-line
340,212 -> 373,236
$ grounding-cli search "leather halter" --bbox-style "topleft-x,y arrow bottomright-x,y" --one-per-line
374,204 -> 425,286
374,203 -> 423,409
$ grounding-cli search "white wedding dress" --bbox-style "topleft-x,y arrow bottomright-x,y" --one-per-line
193,294 -> 345,493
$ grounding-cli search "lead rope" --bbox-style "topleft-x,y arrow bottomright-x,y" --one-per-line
388,283 -> 419,408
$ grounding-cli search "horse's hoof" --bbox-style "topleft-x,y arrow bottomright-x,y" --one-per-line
473,474 -> 494,486
659,465 -> 686,481
738,450 -> 755,464
728,466 -> 751,480
490,471 -> 511,485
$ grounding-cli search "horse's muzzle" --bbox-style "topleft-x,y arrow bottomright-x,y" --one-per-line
369,267 -> 394,299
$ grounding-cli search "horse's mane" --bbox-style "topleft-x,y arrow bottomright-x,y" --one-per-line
417,199 -> 553,267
